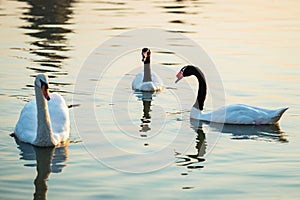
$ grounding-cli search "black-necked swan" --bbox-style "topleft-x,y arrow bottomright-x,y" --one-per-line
175,65 -> 288,125
132,48 -> 163,91
13,74 -> 70,147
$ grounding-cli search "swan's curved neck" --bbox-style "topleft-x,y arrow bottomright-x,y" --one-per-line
34,85 -> 54,146
193,68 -> 207,111
143,57 -> 152,82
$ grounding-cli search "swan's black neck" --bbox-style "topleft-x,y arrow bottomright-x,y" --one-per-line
192,67 -> 207,111
144,56 -> 150,64
143,57 -> 152,82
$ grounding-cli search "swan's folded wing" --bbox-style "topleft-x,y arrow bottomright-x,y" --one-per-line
14,100 -> 37,143
48,93 -> 70,141
132,72 -> 143,90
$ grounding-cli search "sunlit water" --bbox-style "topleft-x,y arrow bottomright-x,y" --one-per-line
0,0 -> 300,199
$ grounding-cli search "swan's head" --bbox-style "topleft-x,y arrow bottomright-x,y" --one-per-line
175,65 -> 196,83
35,74 -> 50,101
141,48 -> 151,62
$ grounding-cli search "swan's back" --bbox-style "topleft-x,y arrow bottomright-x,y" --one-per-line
194,104 -> 288,125
132,71 -> 163,91
224,104 -> 288,125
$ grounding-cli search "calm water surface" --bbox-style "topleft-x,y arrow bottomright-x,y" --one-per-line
0,0 -> 300,199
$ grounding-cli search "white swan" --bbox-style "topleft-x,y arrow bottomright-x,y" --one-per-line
132,48 -> 163,92
175,65 -> 288,125
14,74 -> 70,147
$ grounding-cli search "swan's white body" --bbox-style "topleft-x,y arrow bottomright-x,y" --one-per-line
14,75 -> 69,146
191,104 -> 288,125
132,71 -> 163,91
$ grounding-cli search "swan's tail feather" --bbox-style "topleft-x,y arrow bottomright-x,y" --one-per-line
272,107 -> 288,124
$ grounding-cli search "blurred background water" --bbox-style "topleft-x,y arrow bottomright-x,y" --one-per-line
0,0 -> 299,199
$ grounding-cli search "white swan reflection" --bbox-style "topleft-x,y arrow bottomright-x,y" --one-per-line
15,139 -> 68,200
177,119 -> 287,170
208,122 -> 288,143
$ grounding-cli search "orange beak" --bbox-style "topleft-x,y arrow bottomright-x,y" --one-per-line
41,84 -> 50,101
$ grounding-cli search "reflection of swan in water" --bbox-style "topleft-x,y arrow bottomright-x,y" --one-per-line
140,100 -> 151,133
176,118 -> 287,169
207,122 -> 288,143
135,91 -> 156,136
176,120 -> 207,169
15,138 -> 68,199
190,118 -> 287,143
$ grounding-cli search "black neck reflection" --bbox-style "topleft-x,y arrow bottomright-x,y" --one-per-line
140,100 -> 152,133
138,92 -> 154,136
176,119 -> 206,169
